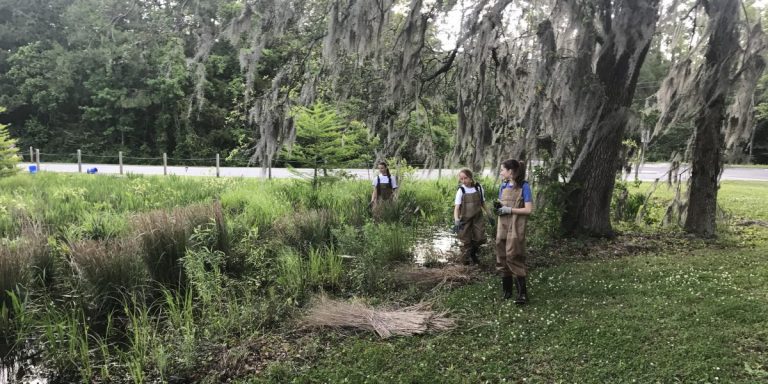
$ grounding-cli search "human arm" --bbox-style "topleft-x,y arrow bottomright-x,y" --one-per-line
511,201 -> 533,216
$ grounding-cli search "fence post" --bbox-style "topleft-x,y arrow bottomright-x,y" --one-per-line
29,147 -> 33,164
215,153 -> 220,178
35,148 -> 40,171
163,153 -> 168,176
77,149 -> 82,173
119,151 -> 123,175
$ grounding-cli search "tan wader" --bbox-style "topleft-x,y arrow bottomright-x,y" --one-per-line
458,188 -> 486,264
495,186 -> 528,277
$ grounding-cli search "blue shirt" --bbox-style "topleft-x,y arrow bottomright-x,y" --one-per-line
499,181 -> 532,203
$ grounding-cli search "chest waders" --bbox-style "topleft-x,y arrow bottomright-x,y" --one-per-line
373,176 -> 395,220
457,186 -> 486,265
495,185 -> 529,304
376,176 -> 395,201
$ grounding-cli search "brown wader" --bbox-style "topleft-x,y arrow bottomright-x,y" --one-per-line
458,186 -> 485,265
373,176 -> 395,219
495,184 -> 529,303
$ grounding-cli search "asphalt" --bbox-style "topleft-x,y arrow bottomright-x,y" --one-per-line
16,162 -> 768,181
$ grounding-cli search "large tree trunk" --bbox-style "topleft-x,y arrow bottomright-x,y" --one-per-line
561,0 -> 660,237
684,0 -> 740,237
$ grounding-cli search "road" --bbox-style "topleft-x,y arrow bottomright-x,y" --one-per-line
16,162 -> 768,181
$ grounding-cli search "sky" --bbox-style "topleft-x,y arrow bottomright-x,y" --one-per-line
432,0 -> 768,50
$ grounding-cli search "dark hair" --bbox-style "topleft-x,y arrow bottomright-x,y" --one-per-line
377,161 -> 391,177
459,168 -> 476,187
501,159 -> 526,187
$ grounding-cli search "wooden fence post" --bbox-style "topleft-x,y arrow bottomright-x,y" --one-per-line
216,153 -> 220,178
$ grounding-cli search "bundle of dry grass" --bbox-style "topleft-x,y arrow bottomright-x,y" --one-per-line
302,295 -> 456,338
393,265 -> 477,288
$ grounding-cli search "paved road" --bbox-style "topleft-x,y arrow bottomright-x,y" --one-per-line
16,162 -> 768,181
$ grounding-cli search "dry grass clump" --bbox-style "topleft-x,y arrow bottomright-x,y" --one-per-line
393,265 -> 477,288
302,295 -> 456,338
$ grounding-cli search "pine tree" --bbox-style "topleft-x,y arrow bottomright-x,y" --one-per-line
0,108 -> 20,178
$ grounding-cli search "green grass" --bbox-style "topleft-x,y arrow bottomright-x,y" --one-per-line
256,245 -> 768,383
248,180 -> 768,383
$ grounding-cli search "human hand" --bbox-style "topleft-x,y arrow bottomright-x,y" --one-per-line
497,206 -> 512,216
453,219 -> 463,233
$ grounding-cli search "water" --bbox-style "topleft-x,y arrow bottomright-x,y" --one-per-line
411,228 -> 459,265
0,359 -> 47,384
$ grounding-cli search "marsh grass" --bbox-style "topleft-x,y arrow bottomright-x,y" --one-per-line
0,221 -> 49,306
271,208 -> 335,251
132,203 -> 226,287
68,237 -> 148,312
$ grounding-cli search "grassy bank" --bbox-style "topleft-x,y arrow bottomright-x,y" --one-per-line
263,245 -> 768,383
249,180 -> 768,383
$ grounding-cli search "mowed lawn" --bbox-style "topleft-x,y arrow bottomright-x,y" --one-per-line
251,181 -> 768,383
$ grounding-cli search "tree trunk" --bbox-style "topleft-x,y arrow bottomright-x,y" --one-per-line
561,0 -> 660,237
684,0 -> 740,237
685,104 -> 723,237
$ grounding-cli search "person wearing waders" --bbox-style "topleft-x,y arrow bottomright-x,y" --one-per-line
495,159 -> 533,304
370,161 -> 398,216
453,169 -> 487,265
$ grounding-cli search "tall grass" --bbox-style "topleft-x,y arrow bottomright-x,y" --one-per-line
0,222 -> 50,307
271,208 -> 336,251
132,203 -> 226,287
277,247 -> 305,298
0,173 -> 240,235
161,288 -> 196,370
68,238 -> 148,312
220,181 -> 292,233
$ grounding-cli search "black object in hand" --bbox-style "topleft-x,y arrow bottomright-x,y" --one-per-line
493,200 -> 502,210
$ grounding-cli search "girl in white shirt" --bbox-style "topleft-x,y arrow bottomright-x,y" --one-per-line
371,161 -> 398,208
453,168 -> 487,265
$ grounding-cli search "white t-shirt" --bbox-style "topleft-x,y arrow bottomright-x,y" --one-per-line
454,185 -> 481,205
372,175 -> 398,189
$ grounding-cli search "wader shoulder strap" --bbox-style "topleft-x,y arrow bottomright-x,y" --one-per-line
476,183 -> 484,202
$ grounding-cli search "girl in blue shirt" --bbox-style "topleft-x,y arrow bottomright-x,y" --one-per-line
495,159 -> 533,304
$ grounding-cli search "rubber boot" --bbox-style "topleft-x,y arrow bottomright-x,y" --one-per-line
514,276 -> 528,305
469,246 -> 480,265
502,276 -> 514,300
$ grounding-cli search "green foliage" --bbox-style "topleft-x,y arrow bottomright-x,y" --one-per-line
0,110 -> 20,178
646,121 -> 692,162
282,102 -> 375,186
350,223 -> 414,293
612,180 -> 648,223
526,165 -> 567,251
